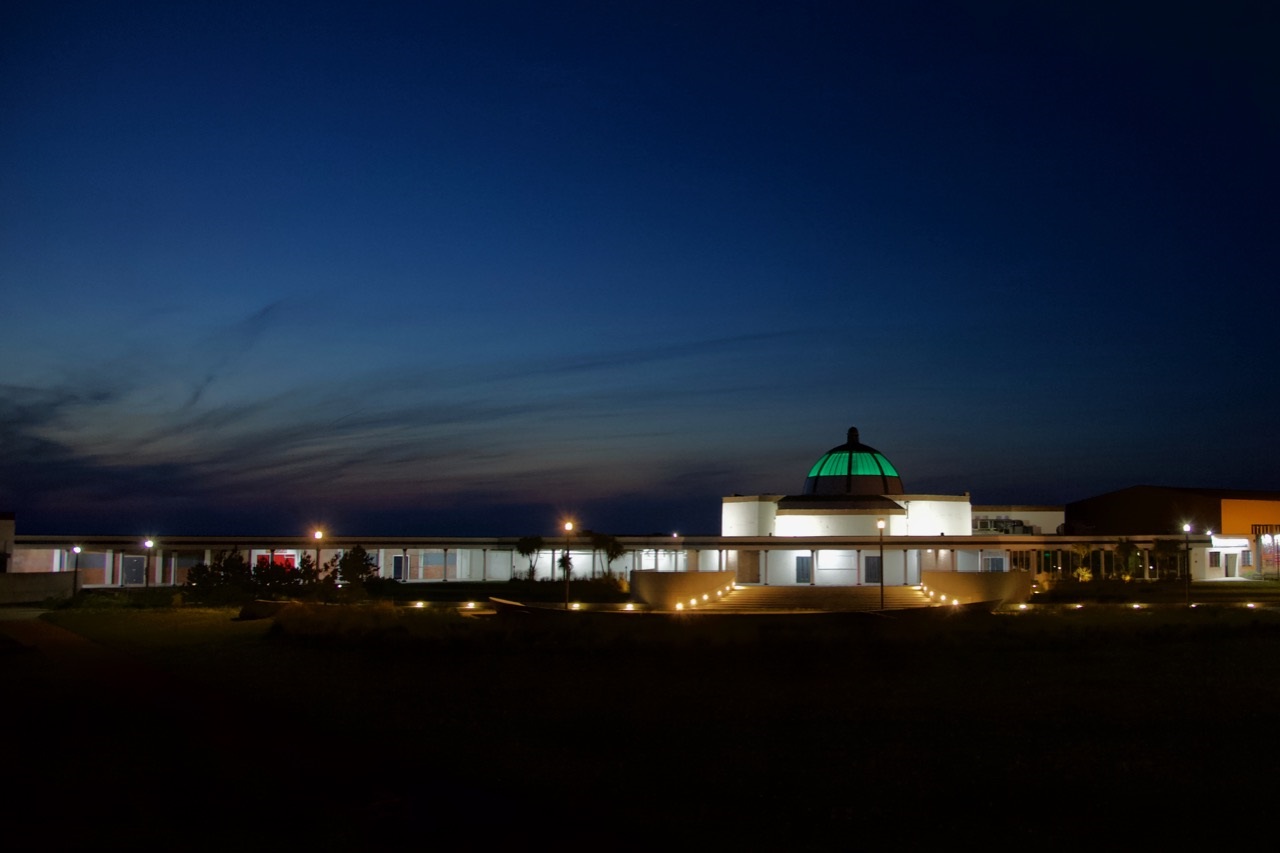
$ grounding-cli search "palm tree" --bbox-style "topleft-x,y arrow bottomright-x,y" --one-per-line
590,532 -> 626,579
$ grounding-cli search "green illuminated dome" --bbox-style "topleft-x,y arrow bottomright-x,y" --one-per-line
803,427 -> 904,496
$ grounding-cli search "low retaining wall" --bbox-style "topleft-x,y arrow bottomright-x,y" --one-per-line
0,572 -> 75,605
921,570 -> 1032,607
630,570 -> 736,610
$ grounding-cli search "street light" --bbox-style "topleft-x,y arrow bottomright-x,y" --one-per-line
562,521 -> 575,610
72,545 -> 81,597
313,530 -> 324,573
143,539 -> 154,588
877,518 -> 886,610
1183,523 -> 1192,605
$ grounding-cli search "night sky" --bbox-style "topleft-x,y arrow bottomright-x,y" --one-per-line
3,1 -> 1276,537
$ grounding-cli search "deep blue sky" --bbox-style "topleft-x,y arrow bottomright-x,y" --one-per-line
3,1 -> 1276,536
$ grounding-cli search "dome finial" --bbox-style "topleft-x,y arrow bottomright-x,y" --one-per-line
847,426 -> 859,445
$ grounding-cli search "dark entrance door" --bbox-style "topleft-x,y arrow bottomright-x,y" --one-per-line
121,555 -> 145,585
865,555 -> 882,584
796,555 -> 812,584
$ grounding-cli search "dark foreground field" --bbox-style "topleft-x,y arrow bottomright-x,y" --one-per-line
6,604 -> 1280,850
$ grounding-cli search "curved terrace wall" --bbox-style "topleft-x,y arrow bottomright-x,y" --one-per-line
921,570 -> 1032,607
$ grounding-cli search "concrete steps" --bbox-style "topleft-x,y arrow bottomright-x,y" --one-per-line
701,584 -> 933,612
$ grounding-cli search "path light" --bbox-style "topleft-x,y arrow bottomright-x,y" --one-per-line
313,530 -> 324,572
143,539 -> 155,588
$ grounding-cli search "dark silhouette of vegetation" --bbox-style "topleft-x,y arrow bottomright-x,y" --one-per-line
185,549 -> 256,603
516,536 -> 543,580
334,544 -> 379,587
184,547 -> 349,604
589,532 -> 626,579
1114,538 -> 1138,580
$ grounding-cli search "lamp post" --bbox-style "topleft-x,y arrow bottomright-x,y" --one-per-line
143,539 -> 154,588
562,521 -> 574,611
877,518 -> 886,610
1183,523 -> 1191,605
72,545 -> 81,597
313,530 -> 324,574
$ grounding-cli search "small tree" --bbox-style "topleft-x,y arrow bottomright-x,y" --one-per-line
254,555 -> 296,593
184,548 -> 254,603
1114,538 -> 1138,581
1152,539 -> 1182,580
295,552 -> 322,586
1070,544 -> 1093,581
335,545 -> 379,588
516,536 -> 543,581
590,533 -> 626,579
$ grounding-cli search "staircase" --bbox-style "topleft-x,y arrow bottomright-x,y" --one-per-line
700,584 -> 933,613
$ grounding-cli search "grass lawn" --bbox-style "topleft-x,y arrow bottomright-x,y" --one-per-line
18,603 -> 1280,849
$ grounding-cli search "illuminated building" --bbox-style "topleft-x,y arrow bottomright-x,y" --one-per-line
4,427 -> 1278,603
